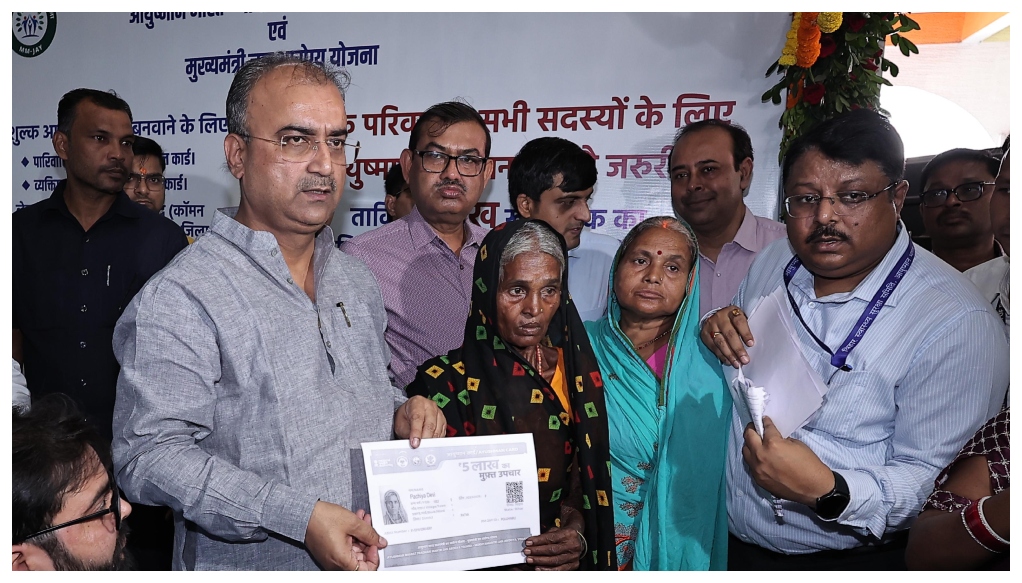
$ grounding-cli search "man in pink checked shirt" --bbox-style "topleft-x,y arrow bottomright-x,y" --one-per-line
342,101 -> 494,390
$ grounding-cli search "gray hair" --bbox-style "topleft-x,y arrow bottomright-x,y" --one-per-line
617,216 -> 698,269
226,52 -> 350,138
499,222 -> 566,284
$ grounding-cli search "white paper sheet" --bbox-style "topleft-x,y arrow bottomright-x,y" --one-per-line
724,288 -> 829,438
361,433 -> 540,571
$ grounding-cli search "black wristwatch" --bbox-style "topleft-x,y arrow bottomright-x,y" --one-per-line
814,470 -> 850,520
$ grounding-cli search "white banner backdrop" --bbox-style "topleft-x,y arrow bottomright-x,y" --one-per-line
12,12 -> 789,243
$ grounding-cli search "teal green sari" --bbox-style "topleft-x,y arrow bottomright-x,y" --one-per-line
584,230 -> 731,571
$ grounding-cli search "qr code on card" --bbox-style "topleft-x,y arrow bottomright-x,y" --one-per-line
506,481 -> 524,504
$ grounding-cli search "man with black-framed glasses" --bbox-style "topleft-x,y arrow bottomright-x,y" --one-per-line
699,110 -> 1007,569
343,101 -> 494,390
917,148 -> 1001,273
125,136 -> 169,214
13,394 -> 134,571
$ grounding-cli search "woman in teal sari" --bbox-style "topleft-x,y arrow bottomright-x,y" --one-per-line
584,216 -> 732,570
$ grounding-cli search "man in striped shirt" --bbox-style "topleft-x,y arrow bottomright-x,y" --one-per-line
702,110 -> 1008,569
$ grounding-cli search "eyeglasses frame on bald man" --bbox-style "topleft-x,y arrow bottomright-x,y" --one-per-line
241,133 -> 361,164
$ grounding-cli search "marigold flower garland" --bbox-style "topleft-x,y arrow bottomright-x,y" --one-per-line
796,12 -> 822,67
763,12 -> 921,163
817,12 -> 842,33
779,14 -> 800,66
779,12 -> 844,69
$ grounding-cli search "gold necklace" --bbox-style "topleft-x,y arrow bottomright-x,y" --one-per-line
535,345 -> 544,376
635,328 -> 670,351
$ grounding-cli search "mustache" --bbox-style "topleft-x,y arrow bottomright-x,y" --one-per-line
297,176 -> 337,192
805,225 -> 849,244
102,163 -> 128,174
436,178 -> 466,193
937,208 -> 970,223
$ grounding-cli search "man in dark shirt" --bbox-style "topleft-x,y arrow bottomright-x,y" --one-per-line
917,148 -> 1001,272
13,88 -> 187,438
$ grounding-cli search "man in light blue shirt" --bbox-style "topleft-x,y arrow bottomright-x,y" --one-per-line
702,110 -> 1008,569
568,228 -> 620,322
508,137 -> 619,322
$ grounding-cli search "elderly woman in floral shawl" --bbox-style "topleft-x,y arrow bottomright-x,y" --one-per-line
406,219 -> 616,570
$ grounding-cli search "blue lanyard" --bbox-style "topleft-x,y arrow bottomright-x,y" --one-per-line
782,243 -> 914,372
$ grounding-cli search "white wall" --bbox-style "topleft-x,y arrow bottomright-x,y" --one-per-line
888,41 -> 1010,147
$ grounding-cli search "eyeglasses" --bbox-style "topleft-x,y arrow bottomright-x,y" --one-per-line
412,150 -> 487,177
920,181 -> 994,208
784,181 -> 901,218
244,134 -> 361,163
126,173 -> 165,189
17,473 -> 122,543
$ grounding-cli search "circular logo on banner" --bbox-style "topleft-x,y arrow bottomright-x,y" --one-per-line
13,12 -> 57,58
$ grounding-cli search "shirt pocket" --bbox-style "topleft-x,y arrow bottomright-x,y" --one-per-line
325,299 -> 387,386
805,369 -> 895,444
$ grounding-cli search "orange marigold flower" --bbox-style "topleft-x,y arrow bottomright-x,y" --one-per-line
796,46 -> 821,68
795,12 -> 822,68
786,78 -> 804,109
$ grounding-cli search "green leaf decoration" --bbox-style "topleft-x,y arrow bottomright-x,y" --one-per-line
763,12 -> 921,163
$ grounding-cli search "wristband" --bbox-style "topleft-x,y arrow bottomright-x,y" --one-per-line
962,498 -> 1008,553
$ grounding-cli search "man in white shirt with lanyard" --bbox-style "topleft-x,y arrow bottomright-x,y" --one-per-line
701,110 -> 1008,570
